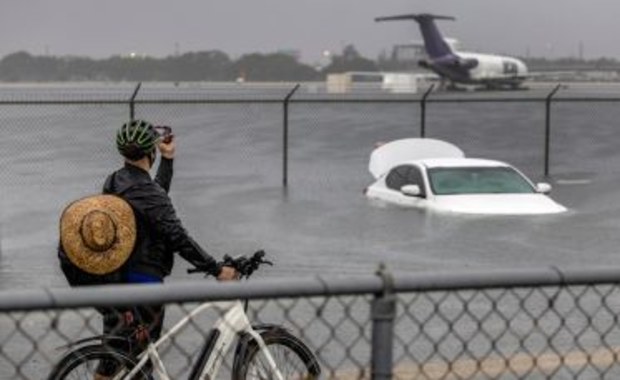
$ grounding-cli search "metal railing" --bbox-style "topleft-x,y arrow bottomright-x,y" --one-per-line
2,265 -> 620,379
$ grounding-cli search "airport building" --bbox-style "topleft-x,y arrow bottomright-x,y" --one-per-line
326,41 -> 438,94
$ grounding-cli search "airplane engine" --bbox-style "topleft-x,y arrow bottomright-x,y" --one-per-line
459,58 -> 479,69
434,55 -> 478,70
418,59 -> 430,68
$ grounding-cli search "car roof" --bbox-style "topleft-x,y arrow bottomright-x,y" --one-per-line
407,158 -> 512,169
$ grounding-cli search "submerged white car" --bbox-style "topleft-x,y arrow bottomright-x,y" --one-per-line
365,138 -> 567,215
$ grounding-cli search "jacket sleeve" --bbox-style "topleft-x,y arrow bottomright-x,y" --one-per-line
154,158 -> 173,193
142,186 -> 220,274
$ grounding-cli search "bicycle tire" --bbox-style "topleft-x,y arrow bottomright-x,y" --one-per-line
234,329 -> 321,380
48,344 -> 149,380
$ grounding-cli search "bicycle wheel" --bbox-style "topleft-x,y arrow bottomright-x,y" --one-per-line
48,344 -> 149,380
235,329 -> 321,380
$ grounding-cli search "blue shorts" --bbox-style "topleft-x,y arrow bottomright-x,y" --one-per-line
125,271 -> 162,284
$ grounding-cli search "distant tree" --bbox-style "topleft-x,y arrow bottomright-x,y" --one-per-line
63,56 -> 106,81
0,51 -> 60,81
96,55 -> 153,81
5,48 -> 620,83
321,44 -> 378,74
233,53 -> 320,81
163,51 -> 234,81
0,50 -> 322,82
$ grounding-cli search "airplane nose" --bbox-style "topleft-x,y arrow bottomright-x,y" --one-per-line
518,60 -> 528,75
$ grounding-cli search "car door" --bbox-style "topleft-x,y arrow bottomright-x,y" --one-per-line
383,164 -> 428,207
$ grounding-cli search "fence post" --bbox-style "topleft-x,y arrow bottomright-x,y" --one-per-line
371,263 -> 396,380
544,84 -> 562,177
420,84 -> 434,138
128,82 -> 142,120
282,84 -> 300,188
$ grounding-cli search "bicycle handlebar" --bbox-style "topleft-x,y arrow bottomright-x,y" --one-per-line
187,250 -> 272,278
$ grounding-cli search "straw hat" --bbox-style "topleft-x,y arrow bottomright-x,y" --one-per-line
60,194 -> 136,275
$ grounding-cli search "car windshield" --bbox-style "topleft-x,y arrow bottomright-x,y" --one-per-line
428,167 -> 535,195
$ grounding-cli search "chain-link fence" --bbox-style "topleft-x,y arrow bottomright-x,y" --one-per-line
2,266 -> 620,379
1,83 -> 619,289
1,83 -> 618,250
2,83 -> 620,379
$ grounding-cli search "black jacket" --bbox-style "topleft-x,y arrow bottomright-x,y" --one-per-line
102,159 -> 218,279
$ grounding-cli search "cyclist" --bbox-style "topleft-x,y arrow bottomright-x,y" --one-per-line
95,119 -> 237,379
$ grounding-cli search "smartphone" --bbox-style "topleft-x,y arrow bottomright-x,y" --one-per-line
154,126 -> 173,143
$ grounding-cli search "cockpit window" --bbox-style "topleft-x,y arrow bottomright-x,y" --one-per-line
428,167 -> 534,195
503,61 -> 518,74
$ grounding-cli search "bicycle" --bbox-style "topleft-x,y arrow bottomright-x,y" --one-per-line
48,250 -> 321,379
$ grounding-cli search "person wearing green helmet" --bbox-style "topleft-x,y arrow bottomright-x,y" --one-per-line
115,119 -> 160,163
98,119 -> 237,379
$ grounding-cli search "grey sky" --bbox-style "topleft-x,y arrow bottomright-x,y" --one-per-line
1,0 -> 617,63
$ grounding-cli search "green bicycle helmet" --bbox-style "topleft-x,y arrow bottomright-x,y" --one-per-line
116,119 -> 159,160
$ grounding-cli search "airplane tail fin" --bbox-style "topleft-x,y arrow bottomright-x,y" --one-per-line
375,13 -> 456,58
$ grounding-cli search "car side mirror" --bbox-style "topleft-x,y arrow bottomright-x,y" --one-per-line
401,184 -> 422,197
536,182 -> 552,194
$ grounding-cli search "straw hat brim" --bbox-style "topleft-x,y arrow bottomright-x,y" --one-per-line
60,194 -> 136,275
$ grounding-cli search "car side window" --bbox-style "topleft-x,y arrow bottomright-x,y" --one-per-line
385,165 -> 426,196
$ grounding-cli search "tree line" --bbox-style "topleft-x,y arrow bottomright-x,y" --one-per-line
0,45 -> 378,82
1,46 -> 618,82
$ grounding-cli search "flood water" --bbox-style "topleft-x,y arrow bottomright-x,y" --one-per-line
1,82 -> 620,290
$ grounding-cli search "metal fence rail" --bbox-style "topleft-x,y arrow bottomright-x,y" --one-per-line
2,265 -> 620,379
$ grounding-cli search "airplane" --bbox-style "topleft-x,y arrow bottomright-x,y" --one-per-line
375,13 -> 529,90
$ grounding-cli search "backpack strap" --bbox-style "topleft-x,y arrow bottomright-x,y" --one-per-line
102,172 -> 116,194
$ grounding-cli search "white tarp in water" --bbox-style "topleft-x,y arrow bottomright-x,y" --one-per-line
368,138 -> 465,179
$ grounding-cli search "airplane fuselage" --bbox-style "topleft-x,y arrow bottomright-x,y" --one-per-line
423,52 -> 528,88
459,52 -> 527,86
375,13 -> 530,90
